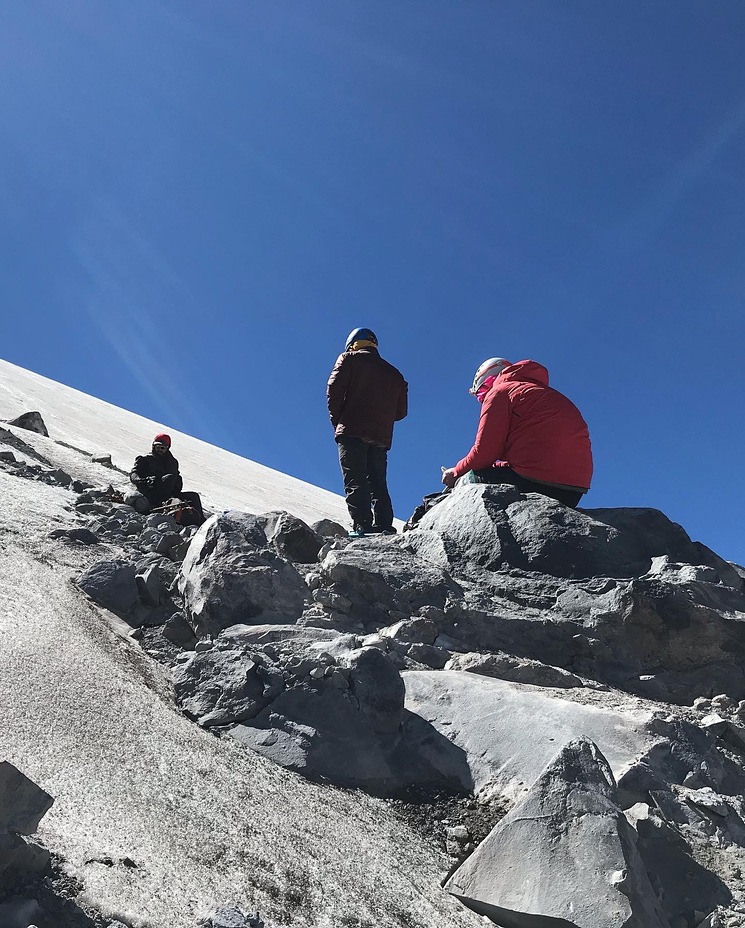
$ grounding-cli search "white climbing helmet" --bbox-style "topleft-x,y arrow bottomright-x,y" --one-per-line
469,357 -> 512,395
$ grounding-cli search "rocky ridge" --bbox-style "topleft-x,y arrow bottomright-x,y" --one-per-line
3,413 -> 745,927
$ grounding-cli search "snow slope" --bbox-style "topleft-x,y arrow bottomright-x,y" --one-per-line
0,357 -> 349,528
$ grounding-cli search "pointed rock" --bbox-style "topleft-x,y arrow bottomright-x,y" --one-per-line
4,411 -> 48,436
0,762 -> 53,835
445,738 -> 667,928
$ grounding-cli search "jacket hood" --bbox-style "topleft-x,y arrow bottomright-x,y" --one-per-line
498,359 -> 549,386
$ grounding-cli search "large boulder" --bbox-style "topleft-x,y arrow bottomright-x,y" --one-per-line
415,485 -> 739,583
173,646 -> 284,727
261,511 -> 323,563
178,512 -> 310,637
77,559 -> 139,614
231,646 -> 405,787
404,670 -> 669,801
0,762 -> 53,835
4,411 -> 48,436
228,645 -> 455,793
0,762 -> 53,878
445,738 -> 668,927
319,541 -> 461,625
431,566 -> 745,703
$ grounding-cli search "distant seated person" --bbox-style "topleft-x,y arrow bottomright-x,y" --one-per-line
441,358 -> 593,508
130,433 -> 205,523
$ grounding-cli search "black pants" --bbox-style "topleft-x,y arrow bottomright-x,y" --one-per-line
144,475 -> 204,520
473,466 -> 585,509
337,437 -> 394,530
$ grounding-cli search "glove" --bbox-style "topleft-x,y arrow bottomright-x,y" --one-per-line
145,476 -> 158,488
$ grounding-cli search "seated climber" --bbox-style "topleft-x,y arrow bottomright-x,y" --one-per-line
130,433 -> 205,522
441,358 -> 593,508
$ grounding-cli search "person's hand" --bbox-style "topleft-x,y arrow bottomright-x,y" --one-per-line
441,468 -> 457,489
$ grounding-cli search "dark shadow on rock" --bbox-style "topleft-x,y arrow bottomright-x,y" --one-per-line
399,710 -> 475,796
5,411 -> 49,436
230,705 -> 474,799
634,830 -> 732,924
1,860 -> 106,928
450,892 -> 579,927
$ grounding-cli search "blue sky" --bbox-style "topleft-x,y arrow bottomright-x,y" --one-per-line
2,1 -> 744,563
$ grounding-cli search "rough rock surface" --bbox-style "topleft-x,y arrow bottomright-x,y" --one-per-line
77,559 -> 139,614
4,411 -> 49,436
403,670 -> 663,801
178,511 -> 310,637
445,738 -> 668,927
0,762 -> 54,882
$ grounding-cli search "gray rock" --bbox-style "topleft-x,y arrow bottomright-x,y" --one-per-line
124,490 -> 150,513
91,453 -> 113,466
343,646 -> 405,737
49,527 -> 100,545
0,897 -> 41,928
311,518 -> 347,539
404,670 -> 666,801
47,468 -> 72,487
76,502 -> 110,516
320,542 -> 460,623
0,764 -> 54,880
414,484 -> 740,586
445,738 -> 667,927
136,564 -> 169,607
0,762 -> 54,834
262,511 -> 323,563
5,411 -> 48,436
146,513 -> 180,532
228,647 -> 451,793
0,831 -> 51,875
178,512 -> 309,637
446,651 -> 583,688
380,616 -> 438,645
162,612 -> 198,648
173,648 -> 278,726
222,623 -> 345,650
77,560 -> 139,614
154,531 -> 184,555
406,643 -> 449,668
207,905 -> 264,927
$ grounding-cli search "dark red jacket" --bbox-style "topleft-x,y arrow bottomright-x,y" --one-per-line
327,347 -> 408,450
454,360 -> 593,490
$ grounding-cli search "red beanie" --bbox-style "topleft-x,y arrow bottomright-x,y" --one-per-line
153,433 -> 171,448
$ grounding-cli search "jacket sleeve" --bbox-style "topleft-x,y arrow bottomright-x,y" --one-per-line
130,456 -> 148,489
170,457 -> 183,495
326,354 -> 351,427
453,386 -> 512,477
395,379 -> 408,422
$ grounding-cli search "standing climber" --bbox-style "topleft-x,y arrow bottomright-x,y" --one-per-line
130,433 -> 205,522
441,358 -> 592,508
327,328 -> 408,537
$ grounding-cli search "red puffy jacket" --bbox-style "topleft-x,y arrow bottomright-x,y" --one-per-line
453,360 -> 593,490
